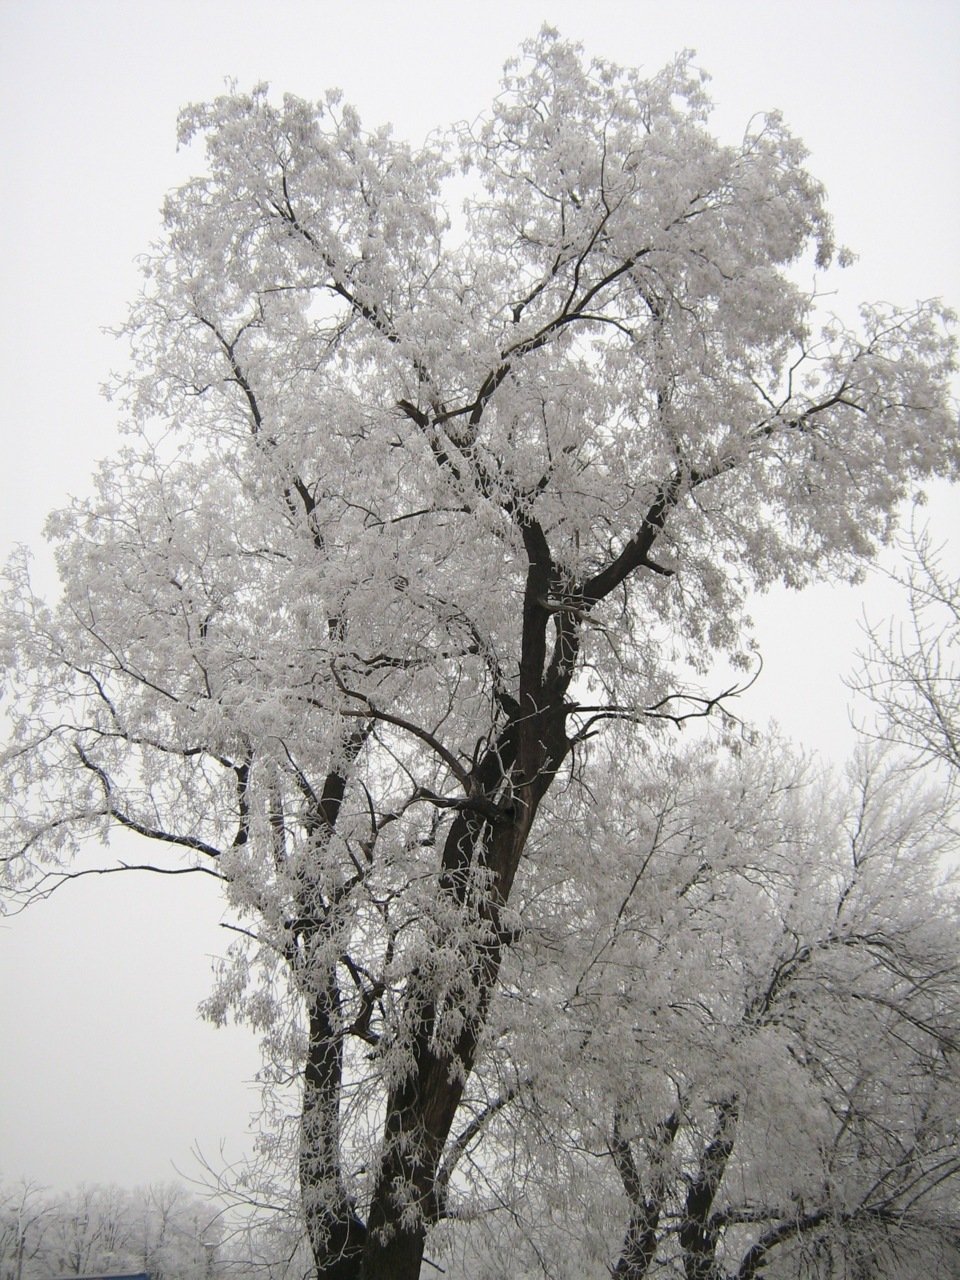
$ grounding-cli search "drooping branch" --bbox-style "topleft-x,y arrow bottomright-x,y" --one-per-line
329,664 -> 474,793
730,1199 -> 928,1280
3,860 -> 223,914
74,743 -> 224,861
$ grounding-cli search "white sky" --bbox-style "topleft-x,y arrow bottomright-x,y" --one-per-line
1,0 -> 958,1196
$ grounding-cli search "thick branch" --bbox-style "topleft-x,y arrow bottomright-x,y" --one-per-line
680,1101 -> 739,1280
75,744 -> 223,860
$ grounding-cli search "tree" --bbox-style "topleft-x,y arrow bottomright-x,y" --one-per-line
853,522 -> 959,784
434,737 -> 960,1278
126,1181 -> 224,1280
0,1181 -> 221,1280
0,1182 -> 54,1280
1,29 -> 957,1280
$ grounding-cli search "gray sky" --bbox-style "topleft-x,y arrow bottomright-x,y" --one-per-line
1,0 -> 958,1194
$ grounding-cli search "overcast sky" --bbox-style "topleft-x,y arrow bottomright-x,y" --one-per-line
1,0 -> 958,1196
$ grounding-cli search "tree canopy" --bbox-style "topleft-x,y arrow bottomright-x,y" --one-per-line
2,30 -> 958,1280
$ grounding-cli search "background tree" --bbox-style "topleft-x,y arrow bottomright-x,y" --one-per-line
436,737 -> 960,1278
0,1181 -> 222,1280
126,1182 -> 224,1280
853,523 -> 959,784
1,30 -> 957,1280
0,1182 -> 54,1280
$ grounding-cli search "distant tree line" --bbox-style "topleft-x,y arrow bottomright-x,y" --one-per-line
0,1177 -> 327,1280
0,1182 -> 223,1280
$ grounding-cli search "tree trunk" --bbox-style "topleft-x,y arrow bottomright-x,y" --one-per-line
679,1102 -> 738,1280
359,689 -> 570,1278
300,968 -> 366,1279
610,1110 -> 679,1278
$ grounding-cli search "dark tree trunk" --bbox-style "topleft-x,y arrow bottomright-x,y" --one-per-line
296,746 -> 370,1279
332,520 -> 579,1278
300,974 -> 368,1279
610,1110 -> 679,1278
679,1102 -> 738,1280
359,693 -> 571,1278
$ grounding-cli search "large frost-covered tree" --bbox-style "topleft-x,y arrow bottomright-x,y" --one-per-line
2,30 -> 958,1280
854,524 -> 960,784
